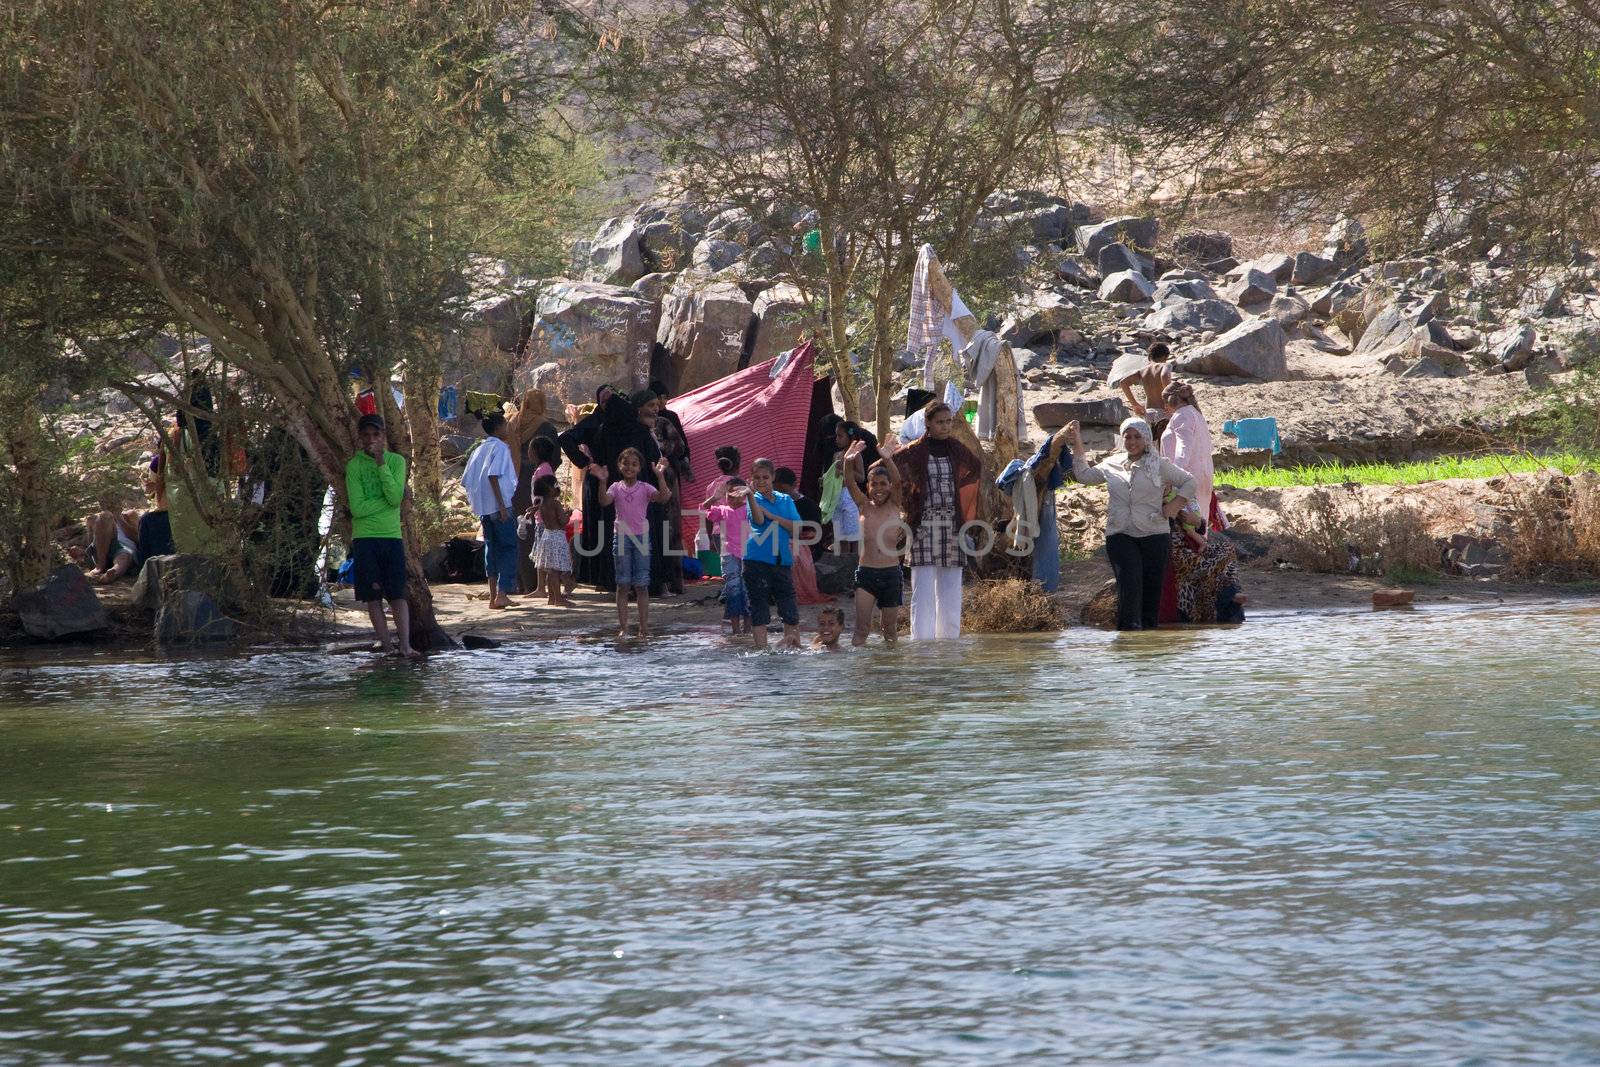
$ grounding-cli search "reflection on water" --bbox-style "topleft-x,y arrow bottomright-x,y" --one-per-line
2,605 -> 1600,1064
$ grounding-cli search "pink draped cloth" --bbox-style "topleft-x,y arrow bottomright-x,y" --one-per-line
1161,404 -> 1216,523
672,341 -> 818,550
790,542 -> 833,605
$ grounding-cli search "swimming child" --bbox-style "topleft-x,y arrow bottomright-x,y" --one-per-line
521,474 -> 575,607
814,606 -> 846,651
704,476 -> 751,636
842,437 -> 906,646
589,447 -> 672,638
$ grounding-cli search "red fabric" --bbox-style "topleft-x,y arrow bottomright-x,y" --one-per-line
790,543 -> 833,605
355,390 -> 377,416
674,341 -> 821,549
1158,554 -> 1180,625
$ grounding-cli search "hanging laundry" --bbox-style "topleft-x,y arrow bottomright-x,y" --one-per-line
908,244 -> 973,389
960,330 -> 1027,443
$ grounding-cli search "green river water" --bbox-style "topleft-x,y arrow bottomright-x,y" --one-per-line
2,604 -> 1599,1064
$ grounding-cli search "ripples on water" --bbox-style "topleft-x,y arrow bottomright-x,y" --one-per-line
2,605 -> 1599,1064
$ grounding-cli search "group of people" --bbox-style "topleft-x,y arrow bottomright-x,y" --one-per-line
1089,341 -> 1246,630
342,339 -> 1245,655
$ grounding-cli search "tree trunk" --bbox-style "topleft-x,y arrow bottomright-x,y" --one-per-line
825,259 -> 860,422
4,389 -> 55,591
399,499 -> 453,652
403,352 -> 443,505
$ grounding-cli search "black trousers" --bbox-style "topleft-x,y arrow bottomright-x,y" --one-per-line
1105,532 -> 1170,631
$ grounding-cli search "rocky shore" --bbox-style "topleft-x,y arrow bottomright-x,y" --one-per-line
20,189 -> 1600,650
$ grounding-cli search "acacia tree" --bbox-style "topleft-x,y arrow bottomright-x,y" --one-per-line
0,0 -> 585,647
611,0 -> 1108,436
1102,0 -> 1600,257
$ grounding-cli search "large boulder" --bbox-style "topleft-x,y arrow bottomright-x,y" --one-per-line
155,590 -> 236,645
1488,324 -> 1538,371
629,271 -> 677,303
1354,297 -> 1439,355
1033,397 -> 1130,428
1097,241 -> 1152,278
1248,253 -> 1296,283
705,206 -> 763,244
1292,251 -> 1337,286
1144,298 -> 1243,335
691,237 -> 743,273
1324,216 -> 1369,269
581,216 -> 647,286
1225,267 -> 1277,306
1076,216 -> 1159,261
1262,293 -> 1312,331
1174,318 -> 1289,379
639,219 -> 696,272
657,276 -> 756,392
1055,255 -> 1097,289
1002,290 -> 1080,347
1173,230 -> 1233,262
14,565 -> 109,640
515,280 -> 658,406
1153,277 -> 1219,305
748,283 -> 808,365
1097,270 -> 1155,303
130,553 -> 234,615
993,204 -> 1078,244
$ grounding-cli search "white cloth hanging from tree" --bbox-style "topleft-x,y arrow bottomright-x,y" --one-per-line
908,243 -> 972,389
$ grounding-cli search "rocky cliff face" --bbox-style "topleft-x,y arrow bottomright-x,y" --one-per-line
450,188 -> 1596,464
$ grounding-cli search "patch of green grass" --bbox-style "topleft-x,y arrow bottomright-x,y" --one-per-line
1383,564 -> 1443,586
1215,453 -> 1600,489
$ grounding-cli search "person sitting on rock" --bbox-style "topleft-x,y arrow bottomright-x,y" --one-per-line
82,493 -> 141,585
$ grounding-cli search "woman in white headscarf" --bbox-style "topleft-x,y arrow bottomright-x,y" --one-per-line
1066,416 -> 1197,631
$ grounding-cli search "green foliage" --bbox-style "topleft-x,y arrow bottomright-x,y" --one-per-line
602,0 -> 1109,431
1216,454 -> 1599,490
1525,355 -> 1600,456
0,392 -> 130,593
1101,0 -> 1600,260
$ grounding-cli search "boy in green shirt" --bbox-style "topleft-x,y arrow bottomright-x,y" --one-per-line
345,414 -> 418,657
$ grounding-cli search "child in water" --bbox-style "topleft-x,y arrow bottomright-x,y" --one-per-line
731,457 -> 802,650
522,474 -> 575,607
814,606 -> 846,652
704,476 -> 751,637
841,438 -> 906,646
589,447 -> 672,639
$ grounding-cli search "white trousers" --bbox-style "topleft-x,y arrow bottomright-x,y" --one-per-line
910,565 -> 963,640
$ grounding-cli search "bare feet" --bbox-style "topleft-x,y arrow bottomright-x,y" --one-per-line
637,627 -> 651,639
400,646 -> 422,659
616,627 -> 631,639
489,596 -> 512,610
93,570 -> 117,585
549,596 -> 575,607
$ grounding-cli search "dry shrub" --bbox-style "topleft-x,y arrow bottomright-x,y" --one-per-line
1369,504 -> 1442,579
963,578 -> 1062,633
1275,487 -> 1355,572
1576,476 -> 1600,573
1505,472 -> 1600,579
1274,486 -> 1442,578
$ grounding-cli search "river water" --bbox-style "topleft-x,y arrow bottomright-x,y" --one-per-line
2,604 -> 1598,1065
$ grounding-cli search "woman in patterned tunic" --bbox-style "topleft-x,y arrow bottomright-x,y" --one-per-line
894,401 -> 982,640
